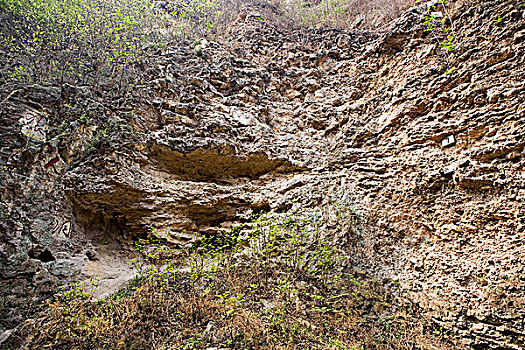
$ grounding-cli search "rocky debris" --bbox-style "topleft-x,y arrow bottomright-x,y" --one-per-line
1,0 -> 525,348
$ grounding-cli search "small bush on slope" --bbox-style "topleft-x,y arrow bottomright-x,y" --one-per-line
0,0 -> 174,96
26,210 -> 431,349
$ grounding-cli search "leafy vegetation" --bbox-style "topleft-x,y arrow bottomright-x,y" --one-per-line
0,0 -> 169,94
423,0 -> 458,71
26,209 -> 426,349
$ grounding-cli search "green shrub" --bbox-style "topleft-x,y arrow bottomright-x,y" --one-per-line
423,0 -> 458,70
0,0 -> 171,94
26,207 -> 426,349
169,0 -> 226,34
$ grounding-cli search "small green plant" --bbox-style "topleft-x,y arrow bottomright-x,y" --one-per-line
433,325 -> 454,339
440,34 -> 458,51
445,66 -> 456,75
7,65 -> 31,83
423,0 -> 459,70
193,224 -> 244,253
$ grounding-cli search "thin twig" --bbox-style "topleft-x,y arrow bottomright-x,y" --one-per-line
440,0 -> 454,31
0,89 -> 22,105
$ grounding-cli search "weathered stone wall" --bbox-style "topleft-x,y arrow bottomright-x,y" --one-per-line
1,0 -> 524,348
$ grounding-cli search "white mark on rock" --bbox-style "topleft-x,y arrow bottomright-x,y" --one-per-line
441,134 -> 456,148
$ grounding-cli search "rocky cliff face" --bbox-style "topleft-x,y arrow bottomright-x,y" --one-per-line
1,0 -> 525,348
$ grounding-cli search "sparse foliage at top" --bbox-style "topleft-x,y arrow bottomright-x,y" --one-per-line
0,0 -> 174,94
0,0 -> 417,95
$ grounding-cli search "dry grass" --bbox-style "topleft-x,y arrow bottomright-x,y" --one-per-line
150,0 -> 418,37
24,211 -> 436,349
276,0 -> 418,30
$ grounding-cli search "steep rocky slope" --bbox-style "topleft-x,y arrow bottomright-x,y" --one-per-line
1,0 -> 524,348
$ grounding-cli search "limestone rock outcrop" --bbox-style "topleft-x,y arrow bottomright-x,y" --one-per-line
1,0 -> 524,348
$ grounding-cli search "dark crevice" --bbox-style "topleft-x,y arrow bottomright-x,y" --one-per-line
29,249 -> 55,263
